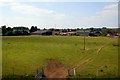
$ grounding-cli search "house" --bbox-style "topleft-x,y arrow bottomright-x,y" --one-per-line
89,31 -> 101,36
32,29 -> 62,36
76,30 -> 90,36
106,33 -> 119,37
41,30 -> 53,36
52,29 -> 61,35
67,32 -> 76,36
60,32 -> 68,36
52,31 -> 60,35
31,30 -> 43,35
31,29 -> 53,36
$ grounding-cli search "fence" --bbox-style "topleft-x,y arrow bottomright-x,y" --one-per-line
35,68 -> 44,79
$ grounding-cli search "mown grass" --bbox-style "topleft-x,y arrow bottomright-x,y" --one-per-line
2,36 -> 118,78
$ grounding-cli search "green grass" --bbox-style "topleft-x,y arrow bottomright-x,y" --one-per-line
2,36 -> 118,78
0,36 -> 2,78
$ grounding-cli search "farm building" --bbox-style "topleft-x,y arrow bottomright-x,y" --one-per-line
76,30 -> 90,36
32,29 -> 62,36
67,32 -> 76,36
31,30 -> 48,35
31,30 -> 53,36
31,30 -> 41,35
60,32 -> 68,36
52,31 -> 60,35
52,29 -> 61,35
89,31 -> 101,36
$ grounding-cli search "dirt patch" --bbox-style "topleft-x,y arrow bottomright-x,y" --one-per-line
43,59 -> 68,78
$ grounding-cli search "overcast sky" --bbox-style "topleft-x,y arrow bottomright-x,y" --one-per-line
0,0 -> 118,29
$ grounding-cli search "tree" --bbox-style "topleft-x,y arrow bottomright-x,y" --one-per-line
30,26 -> 38,32
12,27 -> 30,36
5,27 -> 13,36
1,25 -> 7,35
90,27 -> 94,32
43,28 -> 46,30
101,28 -> 115,36
102,27 -> 107,30
77,28 -> 80,30
23,30 -> 30,35
30,26 -> 35,32
34,26 -> 38,31
6,31 -> 13,36
13,31 -> 22,36
6,27 -> 13,31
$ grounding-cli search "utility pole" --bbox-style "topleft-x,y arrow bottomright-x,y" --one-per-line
83,29 -> 86,50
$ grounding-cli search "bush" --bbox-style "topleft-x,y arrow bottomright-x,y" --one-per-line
5,31 -> 13,36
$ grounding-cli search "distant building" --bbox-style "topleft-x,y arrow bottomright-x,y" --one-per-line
60,32 -> 68,36
31,28 -> 103,36
52,29 -> 61,35
31,30 -> 53,36
31,30 -> 45,35
89,31 -> 101,36
76,30 -> 90,36
52,31 -> 60,35
32,29 -> 62,36
67,32 -> 76,36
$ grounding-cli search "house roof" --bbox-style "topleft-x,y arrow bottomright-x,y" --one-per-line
76,30 -> 90,33
32,30 -> 50,34
67,32 -> 76,34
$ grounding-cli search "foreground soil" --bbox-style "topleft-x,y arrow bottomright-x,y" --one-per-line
43,59 -> 68,78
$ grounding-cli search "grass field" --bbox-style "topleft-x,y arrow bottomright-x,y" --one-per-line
2,36 -> 118,78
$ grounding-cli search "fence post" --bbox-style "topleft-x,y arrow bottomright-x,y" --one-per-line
37,68 -> 39,75
73,68 -> 76,78
41,67 -> 44,77
68,66 -> 70,76
35,68 -> 39,78
96,69 -> 99,77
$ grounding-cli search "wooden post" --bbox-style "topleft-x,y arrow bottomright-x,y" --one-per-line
83,29 -> 86,50
96,69 -> 99,77
35,68 -> 39,78
68,66 -> 70,76
36,68 -> 39,75
73,68 -> 76,77
41,67 -> 44,77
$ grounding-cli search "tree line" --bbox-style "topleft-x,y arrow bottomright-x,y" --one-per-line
1,25 -> 39,36
0,25 -> 119,36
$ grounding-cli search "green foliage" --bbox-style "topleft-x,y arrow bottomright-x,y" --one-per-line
1,25 -> 7,35
1,26 -> 30,36
30,26 -> 38,32
101,28 -> 118,36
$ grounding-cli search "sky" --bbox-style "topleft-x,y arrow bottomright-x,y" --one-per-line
0,0 -> 118,29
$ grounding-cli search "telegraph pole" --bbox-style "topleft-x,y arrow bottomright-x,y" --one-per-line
83,29 -> 85,50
